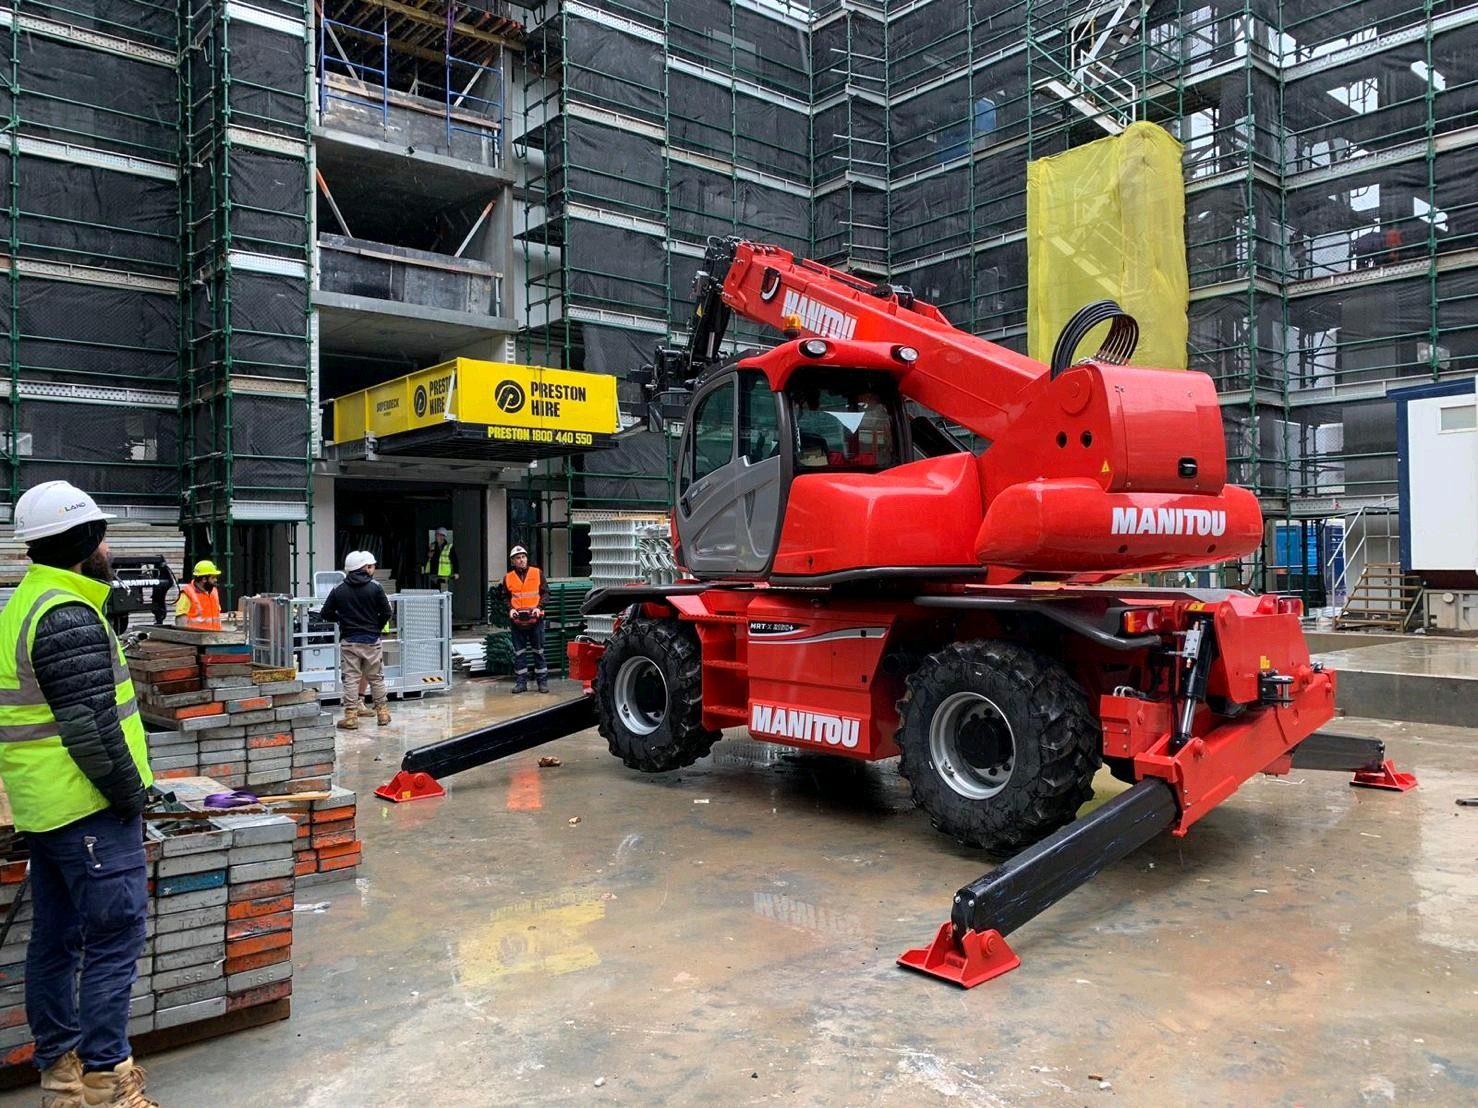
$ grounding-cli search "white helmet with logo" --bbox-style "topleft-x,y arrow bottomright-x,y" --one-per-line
509,545 -> 528,559
12,481 -> 114,543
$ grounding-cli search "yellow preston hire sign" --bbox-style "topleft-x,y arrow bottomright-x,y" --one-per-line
334,359 -> 619,448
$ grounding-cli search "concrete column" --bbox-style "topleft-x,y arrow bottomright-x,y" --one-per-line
487,484 -> 508,588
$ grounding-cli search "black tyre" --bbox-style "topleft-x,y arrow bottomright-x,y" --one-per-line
595,618 -> 721,772
895,640 -> 1101,852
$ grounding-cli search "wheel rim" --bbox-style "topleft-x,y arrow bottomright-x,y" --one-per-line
613,655 -> 668,736
928,691 -> 1016,800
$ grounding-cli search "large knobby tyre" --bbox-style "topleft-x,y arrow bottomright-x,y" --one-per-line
595,618 -> 721,772
895,640 -> 1101,853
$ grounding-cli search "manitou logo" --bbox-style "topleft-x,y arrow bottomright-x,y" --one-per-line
750,703 -> 861,749
1111,506 -> 1227,537
780,290 -> 858,340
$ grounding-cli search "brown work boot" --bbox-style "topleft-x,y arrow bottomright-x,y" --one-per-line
40,1049 -> 83,1107
79,1057 -> 158,1107
376,704 -> 391,727
336,713 -> 360,731
358,706 -> 376,718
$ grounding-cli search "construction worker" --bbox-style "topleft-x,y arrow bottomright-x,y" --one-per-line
424,527 -> 459,592
321,550 -> 393,729
500,545 -> 549,694
0,482 -> 158,1107
173,559 -> 223,630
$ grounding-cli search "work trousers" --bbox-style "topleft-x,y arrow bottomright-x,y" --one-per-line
511,619 -> 548,685
430,576 -> 452,593
23,809 -> 147,1073
341,641 -> 387,712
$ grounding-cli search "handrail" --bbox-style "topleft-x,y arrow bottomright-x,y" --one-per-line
1325,496 -> 1398,608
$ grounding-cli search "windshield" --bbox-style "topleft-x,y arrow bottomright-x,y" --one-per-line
786,369 -> 900,471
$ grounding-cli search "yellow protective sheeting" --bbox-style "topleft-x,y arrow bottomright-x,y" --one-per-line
1026,121 -> 1188,371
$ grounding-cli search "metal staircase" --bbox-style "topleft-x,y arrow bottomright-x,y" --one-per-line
1037,0 -> 1152,134
1335,563 -> 1426,631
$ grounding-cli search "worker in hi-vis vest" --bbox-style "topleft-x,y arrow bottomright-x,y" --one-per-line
0,481 -> 158,1106
424,527 -> 458,592
499,544 -> 550,694
174,559 -> 223,629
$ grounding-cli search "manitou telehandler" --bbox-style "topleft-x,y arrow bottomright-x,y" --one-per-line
380,237 -> 1415,987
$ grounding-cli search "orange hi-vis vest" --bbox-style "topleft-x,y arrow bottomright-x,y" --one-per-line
505,567 -> 542,613
179,582 -> 222,629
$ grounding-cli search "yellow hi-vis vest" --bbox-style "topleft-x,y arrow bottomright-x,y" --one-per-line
0,564 -> 153,832
428,543 -> 453,577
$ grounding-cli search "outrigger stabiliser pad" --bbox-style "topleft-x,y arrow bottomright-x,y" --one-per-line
375,694 -> 598,803
899,730 -> 1416,988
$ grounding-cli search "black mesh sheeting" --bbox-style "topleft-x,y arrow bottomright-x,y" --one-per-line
736,180 -> 809,253
6,34 -> 178,159
888,0 -> 968,95
225,23 -> 308,137
229,150 -> 309,256
227,395 -> 309,499
0,157 -> 176,276
563,17 -> 664,119
889,169 -> 970,263
1437,269 -> 1478,375
567,224 -> 666,314
972,239 -> 1027,334
3,279 -> 178,386
550,119 -> 665,216
735,91 -> 810,182
578,429 -> 672,504
733,7 -> 809,98
671,166 -> 735,244
28,0 -> 178,46
18,402 -> 178,501
191,274 -> 309,381
670,71 -> 733,158
1189,182 -> 1284,285
574,324 -> 655,381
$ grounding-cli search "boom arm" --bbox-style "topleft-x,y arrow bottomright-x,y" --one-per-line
657,237 -> 1052,442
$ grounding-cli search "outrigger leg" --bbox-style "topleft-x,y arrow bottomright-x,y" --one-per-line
376,694 -> 598,802
899,729 -> 1417,988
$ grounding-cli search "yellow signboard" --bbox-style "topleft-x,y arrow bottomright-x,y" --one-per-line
333,358 -> 619,450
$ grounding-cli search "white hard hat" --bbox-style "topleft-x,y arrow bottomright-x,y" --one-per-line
345,550 -> 376,573
509,545 -> 528,558
13,481 -> 113,543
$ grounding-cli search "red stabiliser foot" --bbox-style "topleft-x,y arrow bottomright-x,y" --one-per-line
897,923 -> 1020,989
1351,759 -> 1418,792
374,770 -> 447,803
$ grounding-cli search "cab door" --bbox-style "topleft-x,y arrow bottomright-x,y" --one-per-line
675,370 -> 786,578
676,376 -> 739,576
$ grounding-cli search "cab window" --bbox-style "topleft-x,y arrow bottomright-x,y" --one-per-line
738,371 -> 781,464
688,381 -> 735,486
786,369 -> 900,471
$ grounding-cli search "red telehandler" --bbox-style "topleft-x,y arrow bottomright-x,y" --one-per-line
379,237 -> 1415,987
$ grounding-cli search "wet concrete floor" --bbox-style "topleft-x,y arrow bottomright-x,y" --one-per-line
4,680 -> 1475,1106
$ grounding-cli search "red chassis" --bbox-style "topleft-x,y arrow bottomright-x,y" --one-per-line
570,582 -> 1334,839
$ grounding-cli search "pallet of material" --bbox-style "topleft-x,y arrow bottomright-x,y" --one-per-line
289,787 -> 363,886
0,778 -> 297,1079
128,636 -> 334,795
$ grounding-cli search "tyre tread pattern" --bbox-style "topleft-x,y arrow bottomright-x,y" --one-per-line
895,640 -> 1101,852
596,619 -> 721,772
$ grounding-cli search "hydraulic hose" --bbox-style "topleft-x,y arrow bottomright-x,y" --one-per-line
1049,299 -> 1140,379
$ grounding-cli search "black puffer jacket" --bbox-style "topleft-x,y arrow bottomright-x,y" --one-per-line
32,603 -> 148,819
321,569 -> 393,641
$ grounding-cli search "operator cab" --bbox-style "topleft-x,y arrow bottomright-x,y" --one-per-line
676,365 -> 913,578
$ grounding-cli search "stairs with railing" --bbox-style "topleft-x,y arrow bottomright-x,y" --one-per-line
1335,563 -> 1426,631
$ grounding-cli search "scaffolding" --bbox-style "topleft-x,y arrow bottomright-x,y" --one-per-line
0,0 -> 183,519
181,0 -> 316,598
514,0 -> 814,568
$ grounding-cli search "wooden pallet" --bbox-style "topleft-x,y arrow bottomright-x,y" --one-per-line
1336,563 -> 1425,630
0,1000 -> 290,1091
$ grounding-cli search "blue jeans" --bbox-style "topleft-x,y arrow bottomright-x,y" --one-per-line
511,619 -> 548,683
23,809 -> 147,1073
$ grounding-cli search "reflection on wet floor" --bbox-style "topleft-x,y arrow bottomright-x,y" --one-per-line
5,681 -> 1469,1107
